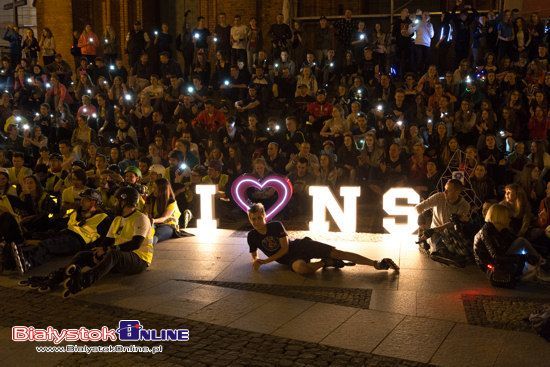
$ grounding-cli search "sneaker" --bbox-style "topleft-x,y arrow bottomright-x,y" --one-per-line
182,209 -> 193,229
374,258 -> 400,271
10,242 -> 30,275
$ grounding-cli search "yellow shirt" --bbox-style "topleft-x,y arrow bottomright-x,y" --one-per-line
107,210 -> 154,264
8,166 -> 32,186
153,199 -> 181,228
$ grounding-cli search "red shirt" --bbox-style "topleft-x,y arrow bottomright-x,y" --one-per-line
528,116 -> 549,141
193,109 -> 227,133
307,101 -> 333,120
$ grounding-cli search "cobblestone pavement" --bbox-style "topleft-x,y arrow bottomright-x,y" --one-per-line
462,294 -> 550,332
0,286 -> 432,366
181,280 -> 372,309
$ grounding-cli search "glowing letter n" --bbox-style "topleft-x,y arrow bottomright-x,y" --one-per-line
195,185 -> 218,230
309,186 -> 361,233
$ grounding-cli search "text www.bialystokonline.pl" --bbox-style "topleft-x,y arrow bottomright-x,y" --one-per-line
35,344 -> 163,354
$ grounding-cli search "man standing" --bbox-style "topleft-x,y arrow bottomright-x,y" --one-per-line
409,10 -> 434,74
230,15 -> 248,66
214,13 -> 232,60
315,16 -> 333,64
268,14 -> 292,60
392,8 -> 413,76
333,9 -> 356,64
126,21 -> 150,69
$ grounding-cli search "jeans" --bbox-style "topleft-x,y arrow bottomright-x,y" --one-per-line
154,224 -> 175,245
71,249 -> 147,285
413,44 -> 430,74
24,231 -> 85,268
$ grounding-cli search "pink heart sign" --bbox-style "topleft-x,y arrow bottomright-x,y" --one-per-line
230,174 -> 293,221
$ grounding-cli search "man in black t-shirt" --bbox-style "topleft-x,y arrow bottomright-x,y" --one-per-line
247,203 -> 399,275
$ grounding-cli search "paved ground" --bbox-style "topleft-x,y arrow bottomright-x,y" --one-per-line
1,229 -> 550,366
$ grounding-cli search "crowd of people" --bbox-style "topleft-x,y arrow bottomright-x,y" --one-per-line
0,2 -> 550,292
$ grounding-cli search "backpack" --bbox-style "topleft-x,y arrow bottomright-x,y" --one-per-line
487,255 -> 524,289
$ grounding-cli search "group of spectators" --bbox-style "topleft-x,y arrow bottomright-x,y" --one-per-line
0,2 -> 549,286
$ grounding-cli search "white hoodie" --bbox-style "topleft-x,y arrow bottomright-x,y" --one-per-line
410,20 -> 434,47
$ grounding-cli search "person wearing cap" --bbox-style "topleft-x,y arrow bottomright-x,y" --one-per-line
0,167 -> 17,197
61,169 -> 89,215
3,121 -> 25,153
8,151 -> 32,189
8,188 -> 110,275
118,142 -> 138,173
62,186 -> 154,297
306,89 -> 334,134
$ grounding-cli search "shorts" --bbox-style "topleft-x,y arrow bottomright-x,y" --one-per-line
278,237 -> 335,267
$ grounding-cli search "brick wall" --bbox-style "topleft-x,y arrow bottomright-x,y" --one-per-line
35,0 -> 73,63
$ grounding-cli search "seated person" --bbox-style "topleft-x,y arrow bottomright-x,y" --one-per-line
286,158 -> 314,217
415,179 -> 471,265
9,189 -> 110,278
62,186 -> 154,297
247,203 -> 399,275
201,160 -> 230,216
473,203 -> 548,284
145,178 -> 181,244
60,169 -> 89,216
499,184 -> 532,238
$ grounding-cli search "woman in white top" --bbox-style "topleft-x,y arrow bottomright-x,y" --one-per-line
320,106 -> 350,143
295,66 -> 318,97
39,27 -> 56,65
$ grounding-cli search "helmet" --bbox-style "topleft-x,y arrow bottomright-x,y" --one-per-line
149,164 -> 165,177
72,160 -> 87,170
79,188 -> 102,205
124,166 -> 142,178
114,186 -> 140,208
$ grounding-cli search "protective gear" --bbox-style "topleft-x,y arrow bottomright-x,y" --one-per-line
67,210 -> 109,244
423,228 -> 435,238
124,166 -> 142,178
149,164 -> 166,177
114,186 -> 140,208
71,160 -> 87,170
79,188 -> 103,206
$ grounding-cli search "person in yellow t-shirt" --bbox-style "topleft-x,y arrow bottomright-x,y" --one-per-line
62,186 -> 154,297
144,177 -> 181,244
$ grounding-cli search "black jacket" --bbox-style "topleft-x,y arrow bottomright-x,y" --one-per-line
473,222 -> 515,268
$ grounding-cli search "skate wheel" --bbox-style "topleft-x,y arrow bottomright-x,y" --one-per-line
29,282 -> 41,289
38,285 -> 51,293
62,289 -> 71,298
18,280 -> 30,287
65,264 -> 77,276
